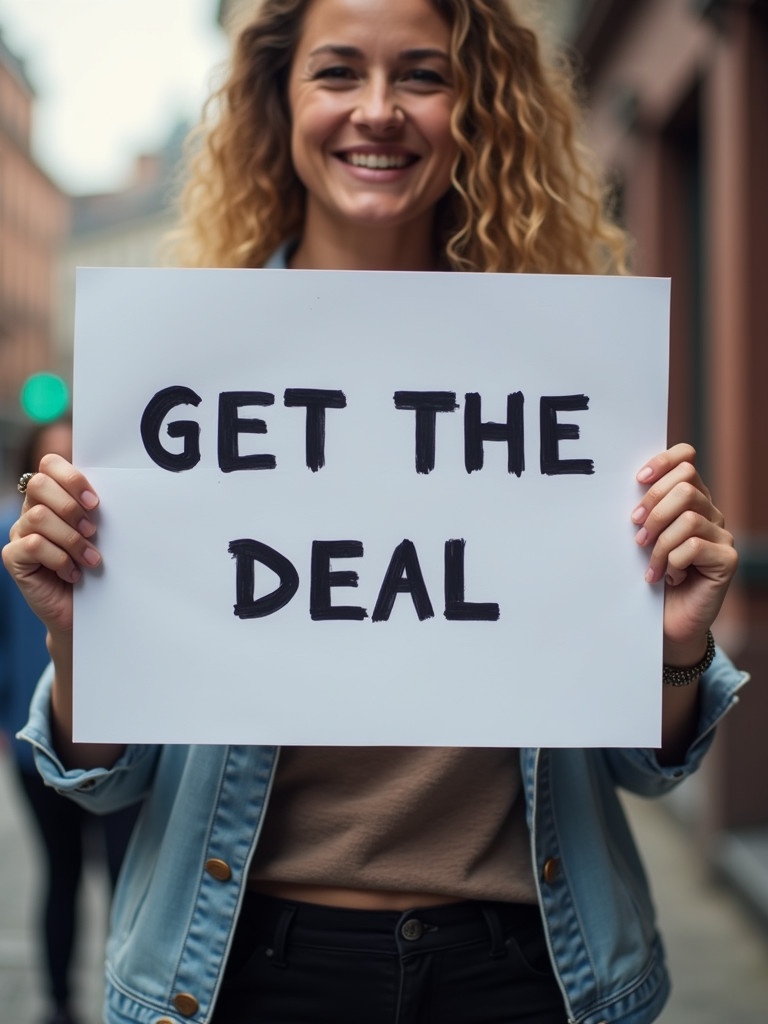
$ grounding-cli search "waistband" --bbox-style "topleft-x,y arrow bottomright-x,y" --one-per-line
237,892 -> 543,961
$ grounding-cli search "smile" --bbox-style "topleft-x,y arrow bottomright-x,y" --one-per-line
341,152 -> 416,169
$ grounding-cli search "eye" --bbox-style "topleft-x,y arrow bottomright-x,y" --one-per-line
313,65 -> 358,84
400,68 -> 451,90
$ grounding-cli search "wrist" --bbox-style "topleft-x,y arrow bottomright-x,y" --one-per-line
663,634 -> 708,667
663,630 -> 715,686
46,628 -> 73,664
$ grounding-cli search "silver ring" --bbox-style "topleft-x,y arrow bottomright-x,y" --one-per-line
17,471 -> 36,495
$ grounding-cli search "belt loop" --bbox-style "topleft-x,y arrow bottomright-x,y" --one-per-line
479,903 -> 508,960
267,903 -> 297,968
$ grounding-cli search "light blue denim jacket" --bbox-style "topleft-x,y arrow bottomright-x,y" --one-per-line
19,649 -> 746,1024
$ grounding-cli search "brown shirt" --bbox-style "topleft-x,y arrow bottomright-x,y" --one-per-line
249,747 -> 537,904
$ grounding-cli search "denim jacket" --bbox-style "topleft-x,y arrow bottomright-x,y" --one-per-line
20,649 -> 747,1024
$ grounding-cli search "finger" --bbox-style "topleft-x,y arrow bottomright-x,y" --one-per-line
25,454 -> 98,511
642,514 -> 734,584
15,505 -> 101,571
636,443 -> 697,484
665,536 -> 738,586
632,462 -> 713,527
21,464 -> 99,539
634,484 -> 724,549
2,537 -> 77,634
3,532 -> 84,586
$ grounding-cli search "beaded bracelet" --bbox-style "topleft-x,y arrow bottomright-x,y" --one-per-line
662,630 -> 716,686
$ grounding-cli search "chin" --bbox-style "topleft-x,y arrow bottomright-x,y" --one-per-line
340,204 -> 430,231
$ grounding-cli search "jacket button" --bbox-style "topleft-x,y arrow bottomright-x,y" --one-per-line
542,857 -> 560,884
173,993 -> 200,1016
205,858 -> 232,882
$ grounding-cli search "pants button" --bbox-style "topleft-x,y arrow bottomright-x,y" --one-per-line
401,918 -> 424,941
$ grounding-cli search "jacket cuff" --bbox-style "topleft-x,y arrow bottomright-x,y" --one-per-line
16,662 -> 157,806
606,646 -> 749,791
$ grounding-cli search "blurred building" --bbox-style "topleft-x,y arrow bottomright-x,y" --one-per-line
55,122 -> 187,371
0,30 -> 69,477
564,0 -> 768,923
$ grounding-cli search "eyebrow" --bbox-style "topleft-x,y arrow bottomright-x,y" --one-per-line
307,45 -> 450,63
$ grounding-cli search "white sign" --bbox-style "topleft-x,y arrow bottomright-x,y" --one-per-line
73,268 -> 669,747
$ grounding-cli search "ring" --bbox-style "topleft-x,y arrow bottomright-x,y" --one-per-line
17,471 -> 36,495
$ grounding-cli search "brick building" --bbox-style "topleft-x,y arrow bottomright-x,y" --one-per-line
0,31 -> 69,476
567,0 -> 768,918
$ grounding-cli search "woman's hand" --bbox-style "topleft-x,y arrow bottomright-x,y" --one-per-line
1,454 -> 102,638
632,443 -> 737,666
2,456 -> 124,770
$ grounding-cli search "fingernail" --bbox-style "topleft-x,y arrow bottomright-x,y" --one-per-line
82,547 -> 101,566
637,466 -> 653,483
635,527 -> 649,546
631,505 -> 647,524
69,568 -> 82,584
78,518 -> 96,538
645,567 -> 656,583
81,490 -> 98,510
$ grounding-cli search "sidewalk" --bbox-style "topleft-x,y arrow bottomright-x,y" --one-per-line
623,791 -> 768,1024
1,750 -> 766,1023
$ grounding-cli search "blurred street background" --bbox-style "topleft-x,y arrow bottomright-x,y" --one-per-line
1,1 -> 767,1022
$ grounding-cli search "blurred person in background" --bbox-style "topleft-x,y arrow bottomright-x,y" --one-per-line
0,416 -> 139,1024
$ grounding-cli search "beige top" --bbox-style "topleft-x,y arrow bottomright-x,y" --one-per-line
249,747 -> 537,904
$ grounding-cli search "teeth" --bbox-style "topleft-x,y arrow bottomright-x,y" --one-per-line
347,153 -> 409,169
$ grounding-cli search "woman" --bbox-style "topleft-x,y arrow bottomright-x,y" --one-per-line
2,1 -> 745,1022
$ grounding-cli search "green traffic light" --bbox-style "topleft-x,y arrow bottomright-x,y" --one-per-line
20,373 -> 70,422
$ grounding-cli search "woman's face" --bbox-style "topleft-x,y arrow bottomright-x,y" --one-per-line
288,0 -> 456,240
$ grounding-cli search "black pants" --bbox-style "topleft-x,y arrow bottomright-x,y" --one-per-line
213,893 -> 568,1024
15,765 -> 138,1008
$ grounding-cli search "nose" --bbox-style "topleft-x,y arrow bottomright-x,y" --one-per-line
350,76 -> 404,132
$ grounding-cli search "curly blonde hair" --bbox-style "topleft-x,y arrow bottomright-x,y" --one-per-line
167,0 -> 628,273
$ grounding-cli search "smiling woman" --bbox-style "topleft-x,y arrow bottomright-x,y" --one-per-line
168,0 -> 628,274
1,1 -> 745,1023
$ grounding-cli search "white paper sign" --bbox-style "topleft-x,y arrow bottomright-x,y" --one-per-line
73,268 -> 669,747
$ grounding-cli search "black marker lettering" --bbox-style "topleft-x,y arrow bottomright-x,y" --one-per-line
283,389 -> 347,472
310,540 -> 368,620
393,391 -> 458,474
444,539 -> 500,621
464,392 -> 524,475
140,386 -> 202,472
371,539 -> 434,622
539,395 -> 594,475
228,539 -> 299,618
218,392 -> 276,472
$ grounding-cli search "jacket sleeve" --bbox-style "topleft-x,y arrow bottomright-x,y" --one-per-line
602,646 -> 749,796
17,662 -> 161,814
